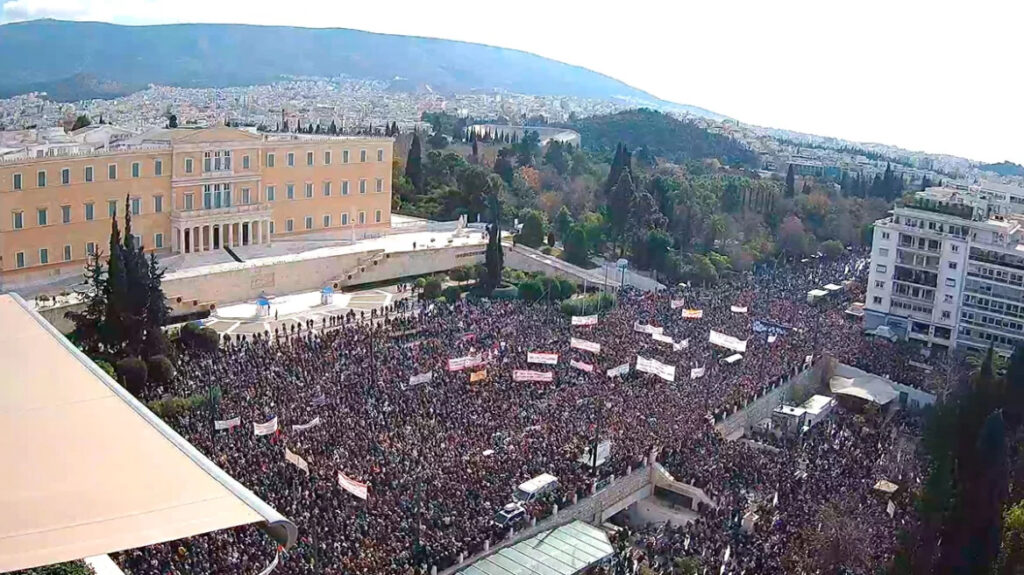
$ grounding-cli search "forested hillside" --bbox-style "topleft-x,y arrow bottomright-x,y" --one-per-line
569,108 -> 756,167
979,161 -> 1024,177
391,110 -> 888,286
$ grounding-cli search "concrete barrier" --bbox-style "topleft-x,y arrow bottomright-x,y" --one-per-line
714,358 -> 826,439
504,244 -> 620,289
161,243 -> 486,307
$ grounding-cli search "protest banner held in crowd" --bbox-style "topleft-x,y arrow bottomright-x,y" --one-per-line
709,329 -> 748,353
253,416 -> 278,436
570,337 -> 601,354
406,371 -> 433,388
527,352 -> 559,365
214,416 -> 241,431
636,355 -> 676,382
338,472 -> 368,500
284,447 -> 310,475
513,369 -> 555,382
570,359 -> 594,373
291,416 -> 321,432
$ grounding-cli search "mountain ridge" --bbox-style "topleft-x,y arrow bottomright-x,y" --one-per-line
0,18 -> 716,118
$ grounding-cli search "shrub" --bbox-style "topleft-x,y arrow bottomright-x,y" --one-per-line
199,327 -> 220,350
518,209 -> 547,248
148,393 -> 210,419
441,285 -> 462,302
420,276 -> 443,300
518,279 -> 543,302
563,223 -> 590,266
547,232 -> 556,247
147,355 -> 176,385
560,292 -> 617,316
491,285 -> 519,300
22,561 -> 95,575
180,323 -> 221,352
557,279 -> 576,300
115,356 -> 148,396
94,359 -> 116,379
821,239 -> 845,259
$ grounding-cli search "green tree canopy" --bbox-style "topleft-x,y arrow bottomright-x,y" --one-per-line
71,114 -> 91,131
563,223 -> 590,266
405,132 -> 424,195
518,209 -> 547,248
554,205 -> 575,240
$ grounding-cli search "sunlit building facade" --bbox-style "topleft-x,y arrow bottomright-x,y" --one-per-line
0,126 -> 392,289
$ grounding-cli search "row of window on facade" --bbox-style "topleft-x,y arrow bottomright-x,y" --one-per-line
10,161 -> 160,190
263,179 -> 384,202
895,216 -> 970,239
11,195 -> 163,229
963,294 -> 1024,322
265,148 -> 384,168
10,176 -> 386,228
959,325 -> 1024,347
11,234 -> 164,269
279,209 -> 384,233
958,317 -> 1024,339
6,148 -> 388,191
11,196 -> 160,229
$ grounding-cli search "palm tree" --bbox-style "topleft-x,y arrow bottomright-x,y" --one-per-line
707,214 -> 727,248
967,345 -> 1008,377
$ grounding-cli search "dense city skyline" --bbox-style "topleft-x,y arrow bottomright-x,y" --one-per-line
1,0 -> 1021,164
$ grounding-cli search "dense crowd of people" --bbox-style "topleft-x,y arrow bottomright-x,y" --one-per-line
114,252 -> 946,575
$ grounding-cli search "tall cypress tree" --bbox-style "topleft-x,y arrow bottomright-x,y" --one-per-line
120,195 -> 148,358
104,207 -> 126,354
483,192 -> 504,294
65,252 -> 108,355
604,144 -> 625,197
405,132 -> 424,195
609,171 -> 637,254
143,252 -> 170,358
785,164 -> 796,197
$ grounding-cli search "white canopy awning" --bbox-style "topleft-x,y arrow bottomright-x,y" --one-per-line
0,294 -> 296,572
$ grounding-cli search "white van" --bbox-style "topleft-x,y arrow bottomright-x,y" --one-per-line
513,473 -> 559,503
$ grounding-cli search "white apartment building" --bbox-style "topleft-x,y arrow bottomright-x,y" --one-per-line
865,184 -> 1024,355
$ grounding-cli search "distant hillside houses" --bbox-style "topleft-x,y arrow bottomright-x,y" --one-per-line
469,124 -> 581,147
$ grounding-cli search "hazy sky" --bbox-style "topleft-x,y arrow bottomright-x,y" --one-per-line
2,0 -> 1022,164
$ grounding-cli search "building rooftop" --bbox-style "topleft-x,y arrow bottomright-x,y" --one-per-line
457,520 -> 613,575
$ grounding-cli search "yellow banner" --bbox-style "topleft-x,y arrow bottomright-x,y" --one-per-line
470,370 -> 487,382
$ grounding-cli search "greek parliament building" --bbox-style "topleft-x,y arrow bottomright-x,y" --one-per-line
865,181 -> 1024,355
0,125 -> 392,289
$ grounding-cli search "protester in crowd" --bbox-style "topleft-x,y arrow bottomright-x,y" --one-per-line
115,252 -> 941,575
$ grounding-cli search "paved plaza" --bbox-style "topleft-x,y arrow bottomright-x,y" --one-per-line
202,284 -> 411,336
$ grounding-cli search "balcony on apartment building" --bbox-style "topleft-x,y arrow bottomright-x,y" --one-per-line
895,249 -> 939,271
893,265 -> 939,289
968,247 -> 1024,273
898,233 -> 943,254
890,297 -> 935,322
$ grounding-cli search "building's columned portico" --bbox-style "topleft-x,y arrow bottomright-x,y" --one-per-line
171,203 -> 273,254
